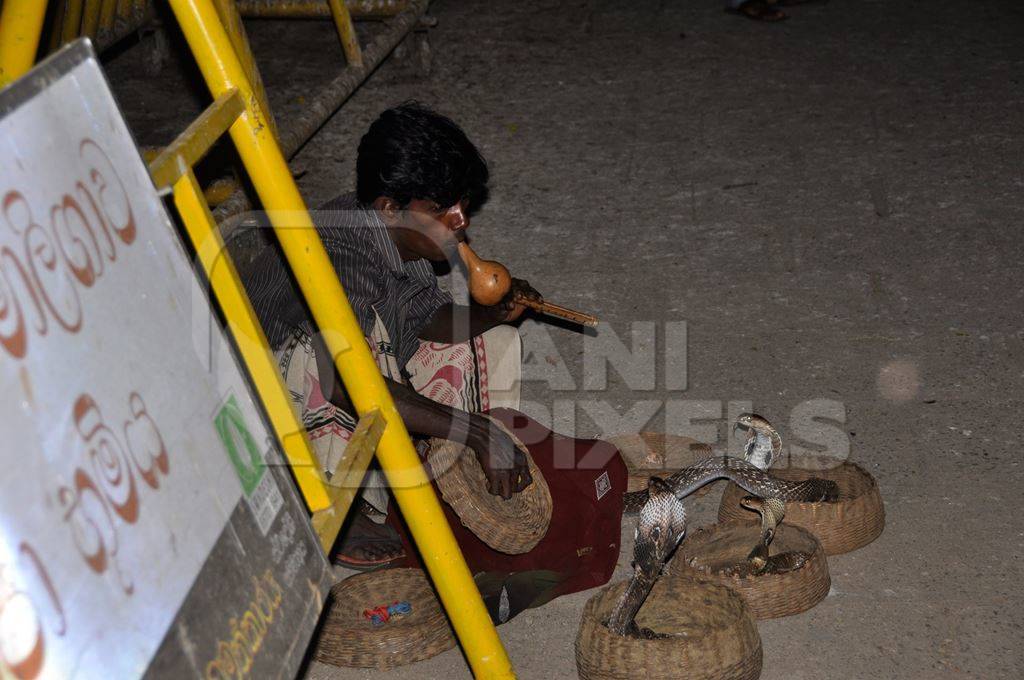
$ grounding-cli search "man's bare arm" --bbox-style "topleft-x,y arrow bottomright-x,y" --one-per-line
312,335 -> 531,498
417,302 -> 501,344
418,277 -> 543,344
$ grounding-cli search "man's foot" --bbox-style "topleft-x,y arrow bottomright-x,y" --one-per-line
729,0 -> 788,22
332,509 -> 406,571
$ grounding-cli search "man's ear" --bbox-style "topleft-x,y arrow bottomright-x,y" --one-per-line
373,196 -> 402,225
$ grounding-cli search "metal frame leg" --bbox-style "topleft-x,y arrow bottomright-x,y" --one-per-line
0,0 -> 49,87
328,0 -> 364,67
164,1 -> 515,676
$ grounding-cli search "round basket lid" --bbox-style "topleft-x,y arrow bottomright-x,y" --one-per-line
428,415 -> 552,554
718,456 -> 885,555
313,568 -> 456,670
605,432 -> 714,494
671,520 -> 831,620
575,572 -> 762,680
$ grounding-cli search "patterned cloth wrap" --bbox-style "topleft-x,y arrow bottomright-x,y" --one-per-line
276,316 -> 522,513
278,316 -> 626,625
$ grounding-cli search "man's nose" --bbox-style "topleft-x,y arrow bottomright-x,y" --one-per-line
445,204 -> 468,231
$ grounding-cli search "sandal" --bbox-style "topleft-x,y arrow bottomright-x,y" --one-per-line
331,504 -> 406,571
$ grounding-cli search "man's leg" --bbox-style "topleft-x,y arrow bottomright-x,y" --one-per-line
277,330 -> 403,567
478,325 -> 523,411
406,325 -> 523,414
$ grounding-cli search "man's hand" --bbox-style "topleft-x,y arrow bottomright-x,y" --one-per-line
469,420 -> 533,499
490,277 -> 542,323
419,278 -> 544,345
315,337 -> 534,500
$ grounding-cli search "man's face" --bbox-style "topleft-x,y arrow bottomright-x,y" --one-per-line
393,198 -> 470,262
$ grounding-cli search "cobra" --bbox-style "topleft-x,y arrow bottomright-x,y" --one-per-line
606,476 -> 686,638
621,451 -> 837,516
608,415 -> 836,636
735,412 -> 782,471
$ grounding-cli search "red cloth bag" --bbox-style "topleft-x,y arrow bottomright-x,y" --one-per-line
388,407 -> 627,623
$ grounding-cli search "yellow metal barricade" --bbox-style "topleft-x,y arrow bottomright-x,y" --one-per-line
20,0 -> 379,68
0,4 -> 512,677
148,89 -> 333,512
4,0 -> 424,212
158,1 -> 515,668
211,0 -> 278,138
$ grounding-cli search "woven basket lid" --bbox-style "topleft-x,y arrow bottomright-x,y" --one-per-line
718,456 -> 885,555
313,568 -> 456,670
605,432 -> 715,495
427,415 -> 552,554
575,571 -> 762,680
670,520 -> 830,620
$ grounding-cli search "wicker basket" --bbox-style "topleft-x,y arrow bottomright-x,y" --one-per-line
427,416 -> 552,554
313,569 -> 456,670
606,432 -> 715,496
718,457 -> 885,555
575,572 -> 762,680
669,521 -> 830,619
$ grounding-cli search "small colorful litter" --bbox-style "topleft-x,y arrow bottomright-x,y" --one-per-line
363,601 -> 413,627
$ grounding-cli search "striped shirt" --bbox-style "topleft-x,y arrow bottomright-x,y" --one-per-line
243,193 -> 452,370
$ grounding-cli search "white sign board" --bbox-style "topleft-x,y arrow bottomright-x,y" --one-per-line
0,42 -> 323,679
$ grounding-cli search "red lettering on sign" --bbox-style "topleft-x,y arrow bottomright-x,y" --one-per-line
58,390 -> 171,596
4,392 -> 169,675
0,544 -> 65,680
0,138 -> 139,360
6,191 -> 84,335
125,391 -> 170,490
0,244 -> 41,357
75,395 -> 140,524
80,139 -> 135,246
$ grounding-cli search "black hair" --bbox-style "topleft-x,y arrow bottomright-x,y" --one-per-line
356,102 -> 489,209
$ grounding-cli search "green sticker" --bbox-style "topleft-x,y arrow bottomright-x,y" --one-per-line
215,394 -> 264,496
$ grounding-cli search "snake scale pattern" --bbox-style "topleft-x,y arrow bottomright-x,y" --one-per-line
608,414 -> 838,637
606,476 -> 687,638
621,413 -> 838,513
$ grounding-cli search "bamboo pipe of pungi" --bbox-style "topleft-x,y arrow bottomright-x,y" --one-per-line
457,242 -> 599,327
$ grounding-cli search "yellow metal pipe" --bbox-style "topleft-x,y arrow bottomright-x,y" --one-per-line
82,0 -> 103,38
0,0 -> 49,87
204,176 -> 239,206
327,0 -> 363,67
61,0 -> 86,45
149,89 -> 245,188
170,165 -> 334,511
212,0 -> 278,140
99,0 -> 119,32
165,1 -> 514,675
236,0 -> 408,19
212,0 -> 428,226
148,145 -> 240,208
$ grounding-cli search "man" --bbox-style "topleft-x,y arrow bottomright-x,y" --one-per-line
245,103 -> 545,568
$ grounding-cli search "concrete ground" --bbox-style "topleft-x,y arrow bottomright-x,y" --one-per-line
108,0 -> 1024,677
